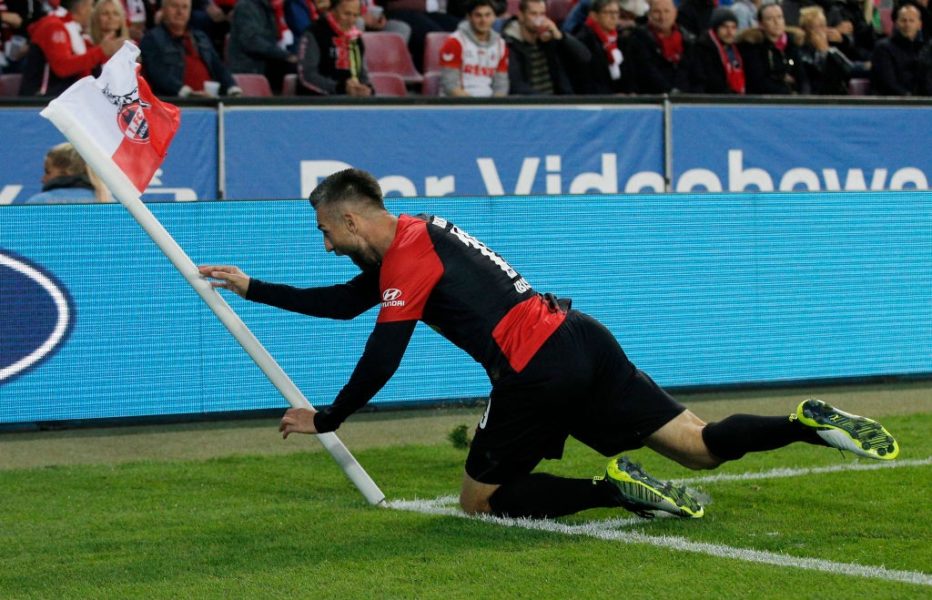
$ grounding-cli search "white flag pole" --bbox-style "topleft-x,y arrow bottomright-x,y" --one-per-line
41,97 -> 385,507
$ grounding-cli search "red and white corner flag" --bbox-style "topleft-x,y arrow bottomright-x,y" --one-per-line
41,42 -> 180,193
39,42 -> 385,507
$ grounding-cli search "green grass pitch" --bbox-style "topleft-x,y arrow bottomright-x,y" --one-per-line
1,412 -> 929,599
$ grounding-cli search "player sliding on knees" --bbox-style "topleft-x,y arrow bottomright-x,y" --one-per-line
200,168 -> 899,520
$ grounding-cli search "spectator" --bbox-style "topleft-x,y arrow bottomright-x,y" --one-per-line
285,0 -> 328,45
561,0 -> 647,36
89,0 -> 128,45
572,0 -> 632,94
25,142 -> 109,204
19,0 -> 123,96
798,5 -> 853,94
625,0 -> 694,93
689,6 -> 746,93
903,0 -> 931,41
189,0 -> 230,55
739,1 -> 807,94
358,0 -> 411,42
140,0 -> 241,97
919,35 -> 932,94
439,0 -> 508,97
826,0 -> 876,62
2,0 -> 42,73
676,0 -> 715,37
382,0 -> 460,72
502,0 -> 590,95
122,0 -> 148,42
296,0 -> 372,95
730,0 -> 760,31
871,2 -> 924,95
227,0 -> 298,92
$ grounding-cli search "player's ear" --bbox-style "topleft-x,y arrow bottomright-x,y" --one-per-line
343,211 -> 358,234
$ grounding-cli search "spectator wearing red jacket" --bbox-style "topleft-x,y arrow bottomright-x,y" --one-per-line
19,0 -> 124,96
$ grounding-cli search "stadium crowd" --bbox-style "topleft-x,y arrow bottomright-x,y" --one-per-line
1,0 -> 931,96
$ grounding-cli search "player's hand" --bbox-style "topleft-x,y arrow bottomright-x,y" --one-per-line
279,407 -> 318,438
198,265 -> 251,297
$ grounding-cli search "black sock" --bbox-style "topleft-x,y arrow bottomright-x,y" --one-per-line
702,414 -> 828,462
488,473 -> 618,519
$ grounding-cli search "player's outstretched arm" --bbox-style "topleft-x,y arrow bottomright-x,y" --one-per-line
279,407 -> 319,437
198,265 -> 251,298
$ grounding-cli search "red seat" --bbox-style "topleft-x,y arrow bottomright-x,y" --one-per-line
0,73 -> 22,97
879,7 -> 892,36
506,0 -> 520,15
848,77 -> 871,96
282,73 -> 297,96
422,71 -> 442,96
362,31 -> 423,84
370,72 -> 407,96
547,0 -> 574,24
423,31 -> 451,75
232,73 -> 273,97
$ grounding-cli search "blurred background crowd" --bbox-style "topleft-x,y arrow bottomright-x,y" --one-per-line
0,0 -> 929,98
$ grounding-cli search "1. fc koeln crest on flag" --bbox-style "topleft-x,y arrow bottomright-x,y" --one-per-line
41,42 -> 180,192
102,83 -> 152,144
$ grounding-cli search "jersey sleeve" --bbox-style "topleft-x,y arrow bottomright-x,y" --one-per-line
438,36 -> 463,69
376,220 -> 443,323
497,42 -> 508,72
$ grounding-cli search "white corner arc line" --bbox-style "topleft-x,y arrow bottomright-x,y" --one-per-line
387,458 -> 932,587
672,457 -> 932,486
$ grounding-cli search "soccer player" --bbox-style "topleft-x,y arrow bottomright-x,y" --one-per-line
199,168 -> 899,520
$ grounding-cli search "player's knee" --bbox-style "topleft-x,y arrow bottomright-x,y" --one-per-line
459,491 -> 492,515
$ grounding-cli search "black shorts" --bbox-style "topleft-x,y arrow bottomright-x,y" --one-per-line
465,311 -> 686,484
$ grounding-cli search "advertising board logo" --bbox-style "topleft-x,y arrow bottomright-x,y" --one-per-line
0,250 -> 75,383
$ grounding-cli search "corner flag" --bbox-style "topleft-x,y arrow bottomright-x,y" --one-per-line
40,42 -> 385,506
41,43 -> 179,193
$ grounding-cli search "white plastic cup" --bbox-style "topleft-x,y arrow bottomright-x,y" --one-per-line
203,80 -> 220,97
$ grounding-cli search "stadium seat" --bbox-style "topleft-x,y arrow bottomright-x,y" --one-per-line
282,73 -> 297,96
848,77 -> 871,96
506,0 -> 520,15
0,73 -> 22,97
422,71 -> 441,96
232,73 -> 273,97
879,7 -> 892,36
370,72 -> 407,96
547,0 -> 574,24
362,32 -> 423,85
423,31 -> 452,75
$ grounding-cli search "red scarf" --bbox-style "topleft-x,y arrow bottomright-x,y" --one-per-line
325,12 -> 361,71
304,0 -> 320,22
772,32 -> 788,52
270,0 -> 289,42
584,14 -> 620,65
650,24 -> 683,63
709,28 -> 744,94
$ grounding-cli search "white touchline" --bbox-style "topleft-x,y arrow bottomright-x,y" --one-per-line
387,457 -> 932,587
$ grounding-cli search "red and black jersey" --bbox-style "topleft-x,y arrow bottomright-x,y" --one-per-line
247,214 -> 566,432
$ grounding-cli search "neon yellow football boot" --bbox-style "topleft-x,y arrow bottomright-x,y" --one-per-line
595,456 -> 704,519
796,399 -> 899,460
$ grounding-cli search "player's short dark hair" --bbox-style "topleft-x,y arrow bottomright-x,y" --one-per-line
309,168 -> 385,212
465,0 -> 498,14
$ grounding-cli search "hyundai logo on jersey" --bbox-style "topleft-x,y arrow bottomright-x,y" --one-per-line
0,250 -> 75,383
